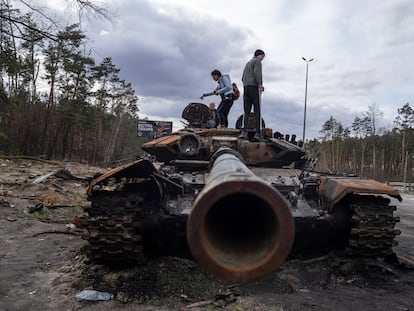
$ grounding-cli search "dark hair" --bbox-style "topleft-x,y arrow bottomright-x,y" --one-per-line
211,69 -> 222,77
254,49 -> 265,57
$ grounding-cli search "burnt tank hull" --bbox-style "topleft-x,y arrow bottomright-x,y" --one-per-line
82,103 -> 401,283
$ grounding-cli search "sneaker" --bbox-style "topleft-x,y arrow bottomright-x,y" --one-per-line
251,133 -> 262,142
238,131 -> 248,139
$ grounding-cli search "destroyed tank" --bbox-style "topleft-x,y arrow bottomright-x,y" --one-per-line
82,102 -> 402,283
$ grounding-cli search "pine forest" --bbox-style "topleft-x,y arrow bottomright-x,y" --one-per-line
0,0 -> 413,183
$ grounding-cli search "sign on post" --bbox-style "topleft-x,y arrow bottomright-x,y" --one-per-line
137,120 -> 173,138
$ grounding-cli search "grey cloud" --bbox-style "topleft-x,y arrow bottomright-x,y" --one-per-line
81,0 -> 412,140
90,0 -> 250,102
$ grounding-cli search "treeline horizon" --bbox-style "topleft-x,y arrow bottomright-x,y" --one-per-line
1,0 -> 413,183
1,1 -> 145,165
306,102 -> 414,182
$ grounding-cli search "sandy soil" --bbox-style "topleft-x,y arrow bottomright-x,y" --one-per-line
0,158 -> 413,311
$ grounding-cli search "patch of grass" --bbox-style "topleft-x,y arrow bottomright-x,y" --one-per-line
61,205 -> 83,217
0,209 -> 20,218
30,208 -> 51,218
0,204 -> 84,223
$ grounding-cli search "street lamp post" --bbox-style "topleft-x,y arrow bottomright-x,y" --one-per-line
302,57 -> 313,146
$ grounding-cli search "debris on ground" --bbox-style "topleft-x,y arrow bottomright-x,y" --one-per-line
75,289 -> 113,301
0,158 -> 413,311
27,202 -> 44,213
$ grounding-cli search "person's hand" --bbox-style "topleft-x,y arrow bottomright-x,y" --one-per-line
259,85 -> 265,92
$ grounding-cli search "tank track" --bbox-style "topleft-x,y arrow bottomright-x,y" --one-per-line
81,190 -> 157,266
82,191 -> 400,265
348,194 -> 400,257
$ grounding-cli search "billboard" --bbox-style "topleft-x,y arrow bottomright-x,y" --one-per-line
137,120 -> 173,138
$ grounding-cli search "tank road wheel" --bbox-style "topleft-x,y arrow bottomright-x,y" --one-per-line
81,191 -> 159,266
348,194 -> 401,257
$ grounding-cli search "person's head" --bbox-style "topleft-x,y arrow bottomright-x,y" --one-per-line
208,102 -> 216,110
211,69 -> 222,81
254,49 -> 265,61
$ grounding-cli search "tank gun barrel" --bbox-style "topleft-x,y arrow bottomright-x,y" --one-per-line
187,148 -> 295,283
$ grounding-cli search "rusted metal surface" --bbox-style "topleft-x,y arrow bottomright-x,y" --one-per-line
82,102 -> 404,282
141,135 -> 181,158
81,184 -> 170,266
86,159 -> 156,195
181,102 -> 211,128
196,128 -> 240,136
187,148 -> 295,283
348,194 -> 401,256
237,139 -> 305,167
237,140 -> 276,164
319,176 -> 402,204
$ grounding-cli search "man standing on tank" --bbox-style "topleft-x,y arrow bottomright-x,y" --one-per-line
200,70 -> 234,128
239,49 -> 265,142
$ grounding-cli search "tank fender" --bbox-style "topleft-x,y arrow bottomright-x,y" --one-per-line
86,159 -> 158,195
319,176 -> 402,207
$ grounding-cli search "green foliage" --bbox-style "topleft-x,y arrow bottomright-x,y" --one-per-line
394,102 -> 414,132
0,1 -> 144,165
352,116 -> 372,137
319,116 -> 349,141
316,103 -> 413,181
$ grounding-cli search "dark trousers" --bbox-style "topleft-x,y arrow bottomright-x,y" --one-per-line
217,97 -> 234,127
242,85 -> 261,134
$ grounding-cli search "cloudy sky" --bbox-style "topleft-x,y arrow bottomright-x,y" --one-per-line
47,0 -> 413,140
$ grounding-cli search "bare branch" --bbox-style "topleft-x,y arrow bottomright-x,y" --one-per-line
0,14 -> 58,41
9,0 -> 116,42
17,0 -> 59,27
71,0 -> 115,22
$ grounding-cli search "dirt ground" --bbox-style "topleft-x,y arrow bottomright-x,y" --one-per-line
0,157 -> 413,311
